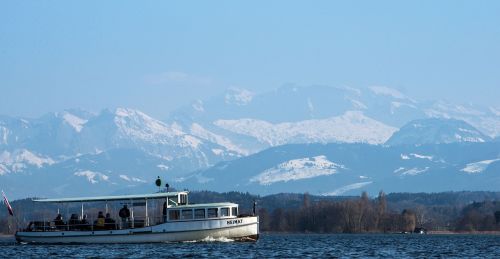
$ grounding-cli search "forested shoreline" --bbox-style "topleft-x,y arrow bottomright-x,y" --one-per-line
2,191 -> 500,234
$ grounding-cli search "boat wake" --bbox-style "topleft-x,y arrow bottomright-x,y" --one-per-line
181,236 -> 235,243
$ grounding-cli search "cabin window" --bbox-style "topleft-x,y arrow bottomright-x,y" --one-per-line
194,209 -> 205,219
179,194 -> 187,205
181,209 -> 193,220
169,210 -> 180,220
221,207 -> 229,217
232,207 -> 238,216
207,208 -> 218,218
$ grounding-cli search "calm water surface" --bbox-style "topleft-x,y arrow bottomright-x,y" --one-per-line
1,233 -> 499,258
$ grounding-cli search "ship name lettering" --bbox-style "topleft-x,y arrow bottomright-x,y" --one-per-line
227,219 -> 243,225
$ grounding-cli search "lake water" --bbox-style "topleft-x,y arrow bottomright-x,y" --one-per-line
1,233 -> 499,258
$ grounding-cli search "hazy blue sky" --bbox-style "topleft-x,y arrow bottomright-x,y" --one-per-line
1,1 -> 499,119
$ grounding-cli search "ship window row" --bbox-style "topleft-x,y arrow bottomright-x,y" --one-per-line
168,207 -> 238,221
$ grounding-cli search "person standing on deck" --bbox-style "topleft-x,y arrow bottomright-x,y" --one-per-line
119,205 -> 131,229
162,201 -> 168,223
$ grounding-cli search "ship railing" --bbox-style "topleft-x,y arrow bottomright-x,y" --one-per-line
24,216 -> 166,232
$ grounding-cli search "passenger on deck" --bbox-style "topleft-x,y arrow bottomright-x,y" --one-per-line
119,205 -> 131,228
163,201 -> 167,223
104,213 -> 116,230
80,214 -> 90,230
95,211 -> 105,230
54,214 -> 65,230
69,214 -> 79,230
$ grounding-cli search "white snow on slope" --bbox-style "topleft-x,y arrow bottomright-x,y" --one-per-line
62,112 -> 87,132
0,164 -> 9,176
115,108 -> 182,138
190,123 -> 248,155
347,98 -> 367,110
425,102 -> 484,118
192,100 -> 204,112
0,149 -> 55,173
323,182 -> 373,196
369,86 -> 406,99
212,149 -> 224,155
461,159 -> 500,174
454,134 -> 485,143
393,167 -> 405,173
74,170 -> 109,184
396,167 -> 429,176
1,126 -> 8,145
390,101 -> 417,114
113,108 -> 204,149
215,111 -> 397,146
119,174 -> 147,183
224,88 -> 254,106
411,153 -> 433,160
462,117 -> 500,138
424,102 -> 500,138
401,153 -> 433,161
250,155 -> 344,185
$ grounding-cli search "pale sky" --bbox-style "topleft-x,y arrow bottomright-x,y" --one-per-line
1,1 -> 499,119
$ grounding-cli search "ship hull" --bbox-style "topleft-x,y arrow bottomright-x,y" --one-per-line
15,216 -> 259,244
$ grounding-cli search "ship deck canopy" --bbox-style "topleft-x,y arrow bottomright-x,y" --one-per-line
33,191 -> 188,203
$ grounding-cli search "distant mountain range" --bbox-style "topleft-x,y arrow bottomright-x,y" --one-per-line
1,85 -> 499,198
182,141 -> 500,196
168,85 -> 500,150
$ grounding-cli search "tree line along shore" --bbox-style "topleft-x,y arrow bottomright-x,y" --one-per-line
1,191 -> 500,234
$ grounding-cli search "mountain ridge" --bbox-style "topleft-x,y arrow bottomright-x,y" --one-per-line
1,85 -> 499,198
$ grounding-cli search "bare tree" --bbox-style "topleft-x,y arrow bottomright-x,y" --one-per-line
401,209 -> 416,232
414,205 -> 428,227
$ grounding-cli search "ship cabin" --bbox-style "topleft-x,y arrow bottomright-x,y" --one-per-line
166,203 -> 239,222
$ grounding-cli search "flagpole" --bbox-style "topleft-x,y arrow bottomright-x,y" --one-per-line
2,190 -> 21,233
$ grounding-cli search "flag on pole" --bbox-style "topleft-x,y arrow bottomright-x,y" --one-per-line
2,190 -> 14,216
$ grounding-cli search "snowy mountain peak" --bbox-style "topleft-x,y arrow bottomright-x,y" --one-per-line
224,88 -> 255,106
111,107 -> 186,141
114,107 -> 150,119
386,118 -> 490,146
61,112 -> 87,132
250,155 -> 345,185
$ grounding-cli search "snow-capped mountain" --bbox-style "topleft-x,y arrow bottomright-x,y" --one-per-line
249,155 -> 345,185
167,85 -> 500,154
214,111 -> 397,146
0,148 -> 177,198
182,142 -> 500,196
1,84 -> 499,198
76,108 -> 241,170
386,118 -> 491,146
0,149 -> 55,175
0,108 -> 247,198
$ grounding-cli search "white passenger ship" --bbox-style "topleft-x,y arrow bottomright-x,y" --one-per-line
15,191 -> 259,243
